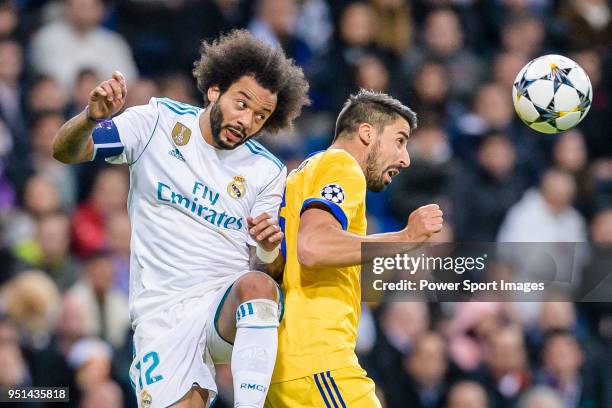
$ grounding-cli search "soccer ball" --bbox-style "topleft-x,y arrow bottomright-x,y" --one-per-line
512,54 -> 592,134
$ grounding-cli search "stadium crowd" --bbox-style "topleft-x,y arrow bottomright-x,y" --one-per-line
0,0 -> 610,406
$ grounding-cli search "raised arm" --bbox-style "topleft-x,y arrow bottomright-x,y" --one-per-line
297,203 -> 443,268
52,71 -> 127,164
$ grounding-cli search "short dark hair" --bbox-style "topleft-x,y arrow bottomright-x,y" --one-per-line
193,29 -> 310,134
334,89 -> 417,141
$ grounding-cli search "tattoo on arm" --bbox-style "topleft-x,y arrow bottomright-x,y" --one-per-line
53,111 -> 96,163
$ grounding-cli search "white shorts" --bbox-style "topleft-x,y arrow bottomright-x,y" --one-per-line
130,280 -> 236,408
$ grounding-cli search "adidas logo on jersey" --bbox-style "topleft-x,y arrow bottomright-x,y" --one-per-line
168,148 -> 185,162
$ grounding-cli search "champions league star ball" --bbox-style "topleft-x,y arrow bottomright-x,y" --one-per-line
512,54 -> 592,134
321,184 -> 345,204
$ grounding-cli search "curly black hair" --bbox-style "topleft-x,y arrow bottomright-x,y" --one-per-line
193,29 -> 310,134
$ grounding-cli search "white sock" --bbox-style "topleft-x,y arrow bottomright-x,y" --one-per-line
231,300 -> 279,408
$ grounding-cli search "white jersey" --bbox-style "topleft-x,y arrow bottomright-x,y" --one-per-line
92,97 -> 286,326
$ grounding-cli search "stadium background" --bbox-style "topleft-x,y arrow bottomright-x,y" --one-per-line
0,0 -> 610,406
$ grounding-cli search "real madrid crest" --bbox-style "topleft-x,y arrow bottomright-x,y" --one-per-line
228,176 -> 246,199
140,390 -> 152,408
172,122 -> 191,146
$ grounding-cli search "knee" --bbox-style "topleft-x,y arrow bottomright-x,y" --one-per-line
234,271 -> 277,303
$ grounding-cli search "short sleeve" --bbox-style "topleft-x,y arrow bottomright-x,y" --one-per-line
92,98 -> 159,164
247,167 -> 287,246
301,155 -> 366,230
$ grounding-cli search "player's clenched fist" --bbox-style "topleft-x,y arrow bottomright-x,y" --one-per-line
88,71 -> 127,121
247,212 -> 284,252
402,204 -> 444,242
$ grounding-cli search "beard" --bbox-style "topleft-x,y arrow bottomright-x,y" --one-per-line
209,102 -> 247,150
365,139 -> 387,192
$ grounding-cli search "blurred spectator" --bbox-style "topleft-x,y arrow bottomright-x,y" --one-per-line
12,212 -> 78,290
72,166 -> 128,258
21,172 -> 61,218
1,270 -> 60,348
581,210 -> 612,336
389,126 -> 457,225
498,168 -> 587,242
589,159 -> 612,211
158,73 -> 198,105
0,38 -> 24,139
472,83 -> 514,133
124,77 -> 158,108
355,54 -> 390,93
500,13 -> 545,59
308,1 -> 387,111
405,60 -> 454,126
371,0 -> 413,57
67,337 -> 113,393
445,381 -> 488,408
248,0 -> 311,66
0,317 -> 32,387
0,116 -> 10,160
1,173 -> 60,249
497,169 -> 589,294
29,0 -> 138,92
67,68 -> 99,117
538,302 -> 577,334
0,0 -> 18,39
481,325 -> 531,407
67,251 -> 129,348
22,293 -> 81,401
558,0 -> 612,51
27,111 -> 77,209
294,0 -> 333,55
590,209 -> 612,244
106,211 -> 130,295
403,8 -> 484,101
553,131 -> 587,176
518,386 -> 563,408
56,293 -> 89,355
453,133 -> 527,241
117,0 -> 247,75
569,49 -> 612,159
81,379 -> 123,408
552,130 -> 590,214
537,330 -> 609,407
492,51 -> 529,91
25,74 -> 67,116
452,82 -> 543,177
0,153 -> 15,213
540,331 -> 584,400
336,2 -> 376,50
446,302 -> 503,372
386,332 -> 450,408
367,302 -> 430,390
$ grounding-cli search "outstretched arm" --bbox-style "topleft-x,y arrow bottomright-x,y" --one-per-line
53,71 -> 127,164
297,203 -> 443,268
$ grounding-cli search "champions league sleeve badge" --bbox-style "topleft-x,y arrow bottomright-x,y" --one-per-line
321,183 -> 345,204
